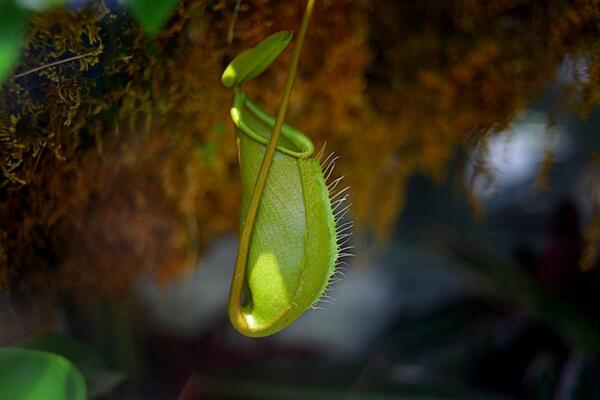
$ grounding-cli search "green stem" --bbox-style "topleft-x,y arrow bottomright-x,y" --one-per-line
228,0 -> 317,334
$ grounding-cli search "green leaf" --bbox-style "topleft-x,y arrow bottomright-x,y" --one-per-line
126,0 -> 181,38
0,1 -> 27,84
20,335 -> 126,399
221,31 -> 293,88
16,0 -> 65,12
0,347 -> 86,400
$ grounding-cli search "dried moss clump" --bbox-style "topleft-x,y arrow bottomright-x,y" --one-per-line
1,0 -> 600,296
0,1 -> 150,292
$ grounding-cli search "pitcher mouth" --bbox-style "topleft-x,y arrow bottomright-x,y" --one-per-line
230,88 -> 315,159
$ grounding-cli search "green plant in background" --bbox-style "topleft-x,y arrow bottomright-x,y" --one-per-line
0,334 -> 125,399
126,0 -> 181,37
0,347 -> 86,400
0,0 -> 181,84
0,1 -> 28,82
224,0 -> 351,337
21,335 -> 126,399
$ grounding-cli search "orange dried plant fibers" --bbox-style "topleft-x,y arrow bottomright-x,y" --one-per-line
1,0 -> 600,297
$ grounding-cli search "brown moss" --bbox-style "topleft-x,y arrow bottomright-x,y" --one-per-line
1,0 -> 600,296
0,1 -> 150,293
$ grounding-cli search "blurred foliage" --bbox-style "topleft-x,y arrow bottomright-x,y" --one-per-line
0,347 -> 86,399
0,0 -> 599,298
0,1 -> 28,83
21,334 -> 126,398
126,0 -> 181,37
446,234 -> 600,355
435,231 -> 600,398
